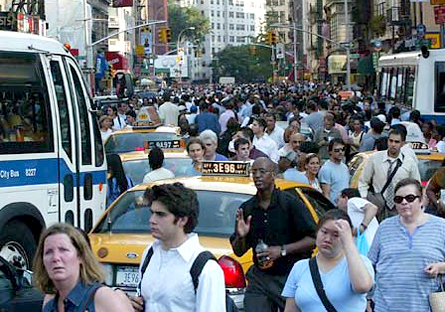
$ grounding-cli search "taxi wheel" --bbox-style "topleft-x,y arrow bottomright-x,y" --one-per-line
0,221 -> 36,270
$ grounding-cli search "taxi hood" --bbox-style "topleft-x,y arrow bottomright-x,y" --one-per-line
89,233 -> 252,270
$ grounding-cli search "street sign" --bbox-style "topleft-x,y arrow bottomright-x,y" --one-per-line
372,52 -> 380,70
435,6 -> 445,25
416,24 -> 426,37
276,43 -> 285,59
373,40 -> 382,52
350,53 -> 360,59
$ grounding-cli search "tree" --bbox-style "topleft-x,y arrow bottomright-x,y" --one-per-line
167,0 -> 210,49
212,44 -> 273,83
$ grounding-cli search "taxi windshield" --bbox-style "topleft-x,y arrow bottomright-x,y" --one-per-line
93,190 -> 251,238
122,157 -> 193,184
105,132 -> 181,154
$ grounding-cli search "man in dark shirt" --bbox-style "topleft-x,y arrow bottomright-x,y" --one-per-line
230,157 -> 316,311
195,101 -> 221,134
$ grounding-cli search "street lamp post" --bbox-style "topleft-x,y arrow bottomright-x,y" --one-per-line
176,26 -> 196,83
293,22 -> 297,82
344,0 -> 351,90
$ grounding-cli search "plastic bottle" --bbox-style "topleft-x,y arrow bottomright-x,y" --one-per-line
255,239 -> 273,270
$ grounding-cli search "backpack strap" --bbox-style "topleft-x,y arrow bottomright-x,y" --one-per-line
309,258 -> 337,312
190,251 -> 217,293
137,247 -> 154,296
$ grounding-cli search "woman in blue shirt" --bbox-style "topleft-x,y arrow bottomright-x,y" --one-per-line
282,209 -> 374,312
106,153 -> 133,207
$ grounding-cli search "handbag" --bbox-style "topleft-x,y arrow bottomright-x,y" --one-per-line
355,228 -> 369,256
309,257 -> 338,312
430,275 -> 445,312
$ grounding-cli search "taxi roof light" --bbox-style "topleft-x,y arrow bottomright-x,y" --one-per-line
218,255 -> 246,288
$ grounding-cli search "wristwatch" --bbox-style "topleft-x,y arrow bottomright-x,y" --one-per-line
280,245 -> 287,257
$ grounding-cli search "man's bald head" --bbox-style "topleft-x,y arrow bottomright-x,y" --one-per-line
252,157 -> 277,174
289,133 -> 305,151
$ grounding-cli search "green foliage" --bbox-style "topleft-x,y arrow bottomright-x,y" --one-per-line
212,45 -> 274,83
167,1 -> 210,48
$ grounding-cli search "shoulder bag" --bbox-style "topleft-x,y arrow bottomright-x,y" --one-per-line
366,158 -> 402,212
309,257 -> 337,312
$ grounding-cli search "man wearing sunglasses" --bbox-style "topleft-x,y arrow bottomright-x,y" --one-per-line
358,128 -> 420,221
319,138 -> 350,204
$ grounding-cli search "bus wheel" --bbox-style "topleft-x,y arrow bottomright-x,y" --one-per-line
0,221 -> 36,270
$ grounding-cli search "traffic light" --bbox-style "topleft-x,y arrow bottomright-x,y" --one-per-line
249,45 -> 256,55
267,31 -> 272,45
266,31 -> 277,45
159,27 -> 167,44
109,64 -> 116,78
166,28 -> 172,43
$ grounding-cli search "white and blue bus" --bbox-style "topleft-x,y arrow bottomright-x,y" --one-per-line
0,31 -> 107,269
378,48 -> 445,123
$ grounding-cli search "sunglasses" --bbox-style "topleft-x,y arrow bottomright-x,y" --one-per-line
394,194 -> 420,204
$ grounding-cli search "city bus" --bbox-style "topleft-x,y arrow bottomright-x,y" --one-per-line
378,48 -> 445,123
0,31 -> 107,269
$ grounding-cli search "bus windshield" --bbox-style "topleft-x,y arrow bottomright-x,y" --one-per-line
0,52 -> 53,153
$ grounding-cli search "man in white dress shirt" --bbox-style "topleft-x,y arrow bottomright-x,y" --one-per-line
158,92 -> 179,126
131,183 -> 226,312
265,113 -> 285,149
251,117 -> 279,163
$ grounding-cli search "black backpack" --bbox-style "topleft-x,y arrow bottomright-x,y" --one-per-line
137,247 -> 238,312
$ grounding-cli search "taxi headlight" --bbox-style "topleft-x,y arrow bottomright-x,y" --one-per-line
101,263 -> 113,286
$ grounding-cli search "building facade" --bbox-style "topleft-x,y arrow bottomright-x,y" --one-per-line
175,0 -> 266,82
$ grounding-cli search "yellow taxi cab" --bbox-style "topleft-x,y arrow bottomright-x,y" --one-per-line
89,161 -> 335,309
349,142 -> 445,188
104,126 -> 184,155
120,149 -> 192,184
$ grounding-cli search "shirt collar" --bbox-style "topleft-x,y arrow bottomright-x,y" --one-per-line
383,151 -> 404,162
153,233 -> 199,263
64,281 -> 88,307
252,187 -> 279,209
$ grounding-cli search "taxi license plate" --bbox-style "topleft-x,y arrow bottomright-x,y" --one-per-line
116,266 -> 140,287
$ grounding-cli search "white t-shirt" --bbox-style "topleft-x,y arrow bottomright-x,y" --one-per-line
143,167 -> 175,183
347,197 -> 379,247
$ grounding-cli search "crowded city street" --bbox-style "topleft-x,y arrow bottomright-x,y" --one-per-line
2,0 -> 445,311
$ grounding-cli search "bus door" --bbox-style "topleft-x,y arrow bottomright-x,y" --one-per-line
65,58 -> 106,232
48,56 -> 80,227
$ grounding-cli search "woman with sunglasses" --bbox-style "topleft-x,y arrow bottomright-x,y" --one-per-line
368,178 -> 445,312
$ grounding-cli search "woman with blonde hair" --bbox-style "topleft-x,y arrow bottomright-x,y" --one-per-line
33,223 -> 132,312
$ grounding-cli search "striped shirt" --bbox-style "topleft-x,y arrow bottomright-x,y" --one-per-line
368,215 -> 445,312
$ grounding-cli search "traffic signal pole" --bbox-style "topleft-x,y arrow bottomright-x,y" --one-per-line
91,20 -> 167,47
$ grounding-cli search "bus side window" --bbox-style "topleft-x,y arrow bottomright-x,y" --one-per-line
435,62 -> 445,112
50,61 -> 72,161
68,64 -> 92,166
406,66 -> 415,107
0,52 -> 53,153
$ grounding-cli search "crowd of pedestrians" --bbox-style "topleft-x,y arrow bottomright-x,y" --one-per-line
75,81 -> 445,311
